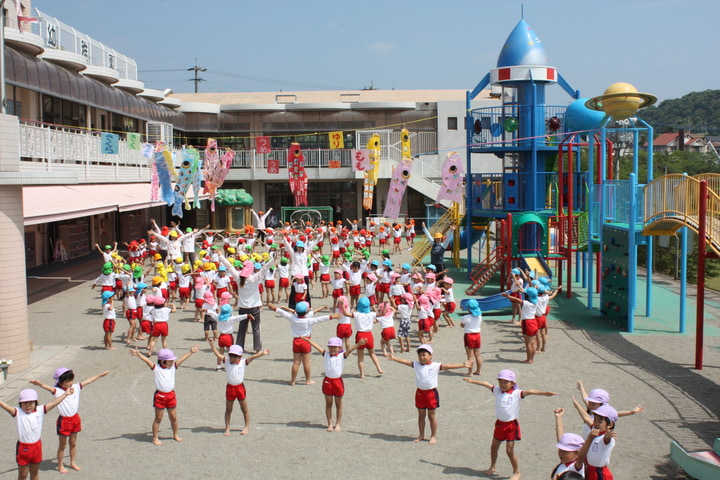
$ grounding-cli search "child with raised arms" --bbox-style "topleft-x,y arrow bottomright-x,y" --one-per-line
551,408 -> 585,479
101,291 -> 116,350
396,292 -> 415,353
0,387 -> 74,480
130,346 -> 199,445
388,344 -> 471,444
573,405 -> 618,480
341,297 -> 384,378
375,302 -> 397,357
303,336 -> 366,431
203,304 -> 253,370
460,298 -> 483,376
29,368 -> 109,473
502,287 -> 539,364
464,369 -> 556,480
207,338 -> 269,435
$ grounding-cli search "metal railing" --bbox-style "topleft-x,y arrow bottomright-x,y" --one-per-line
468,105 -> 566,149
468,172 -> 565,212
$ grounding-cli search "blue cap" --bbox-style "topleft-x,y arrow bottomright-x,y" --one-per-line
511,268 -> 521,275
426,264 -> 436,271
402,263 -> 411,270
382,259 -> 393,267
295,240 -> 305,248
466,298 -> 482,316
218,265 -> 227,272
219,304 -> 232,322
524,287 -> 538,304
536,285 -> 546,294
528,271 -> 536,279
254,262 -> 262,269
101,291 -> 114,305
539,276 -> 550,286
295,301 -> 309,315
357,297 -> 371,313
371,260 -> 379,267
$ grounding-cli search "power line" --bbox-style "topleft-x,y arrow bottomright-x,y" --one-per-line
187,58 -> 206,93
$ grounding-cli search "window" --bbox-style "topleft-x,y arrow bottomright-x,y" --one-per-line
447,117 -> 458,130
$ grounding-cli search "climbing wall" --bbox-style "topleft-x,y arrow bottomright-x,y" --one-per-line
600,226 -> 630,330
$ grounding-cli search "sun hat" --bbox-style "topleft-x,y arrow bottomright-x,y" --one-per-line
536,285 -> 546,294
228,345 -> 244,356
539,276 -> 550,286
524,287 -> 539,304
154,296 -> 166,306
334,269 -> 343,275
443,277 -> 454,285
401,263 -> 411,271
425,272 -> 436,281
357,297 -> 371,313
294,274 -> 304,281
371,260 -> 379,267
528,271 -> 536,279
511,268 -> 521,275
555,433 -> 585,452
497,369 -> 516,383
426,264 -> 437,271
466,298 -> 482,316
218,304 -> 232,322
102,263 -> 113,275
433,232 -> 443,239
53,367 -> 71,381
295,301 -> 309,315
239,260 -> 254,277
531,279 -> 540,287
591,404 -> 619,423
254,262 -> 262,269
295,240 -> 305,249
157,349 -> 177,361
585,388 -> 610,404
327,337 -> 343,347
366,273 -> 377,282
18,389 -> 38,403
382,259 -> 393,267
101,291 -> 114,305
403,292 -> 415,304
417,344 -> 433,354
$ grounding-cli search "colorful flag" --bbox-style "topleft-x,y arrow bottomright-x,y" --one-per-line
256,136 -> 271,154
351,149 -> 370,172
127,133 -> 141,150
100,133 -> 119,154
329,131 -> 344,149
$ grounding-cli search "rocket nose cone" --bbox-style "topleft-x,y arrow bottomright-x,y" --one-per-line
497,19 -> 550,68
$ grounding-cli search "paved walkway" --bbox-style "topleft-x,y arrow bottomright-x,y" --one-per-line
0,248 -> 717,479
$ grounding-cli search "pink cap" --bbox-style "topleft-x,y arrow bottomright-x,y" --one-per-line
555,433 -> 584,451
327,337 -> 343,347
18,389 -> 38,403
497,369 -> 516,382
157,349 -> 177,361
228,345 -> 244,356
417,344 -> 433,354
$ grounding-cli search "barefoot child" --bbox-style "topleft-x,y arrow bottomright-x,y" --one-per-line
396,292 -> 415,353
463,369 -> 557,480
303,336 -> 366,431
502,287 -> 539,364
334,295 -> 353,351
203,304 -> 254,370
29,368 -> 109,473
130,346 -> 199,445
574,405 -> 618,480
440,277 -> 457,327
342,297 -> 384,378
460,298 -> 483,376
0,387 -> 74,480
207,339 -> 270,435
147,297 -> 176,357
388,344 -> 471,444
551,408 -> 585,479
375,302 -> 397,357
101,291 -> 116,350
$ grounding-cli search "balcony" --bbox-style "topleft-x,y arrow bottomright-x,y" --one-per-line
468,104 -> 566,151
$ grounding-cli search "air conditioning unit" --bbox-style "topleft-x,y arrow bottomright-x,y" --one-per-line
146,122 -> 174,147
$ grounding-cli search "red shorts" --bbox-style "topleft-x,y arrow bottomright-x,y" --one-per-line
493,419 -> 521,441
115,279 -> 124,289
280,278 -> 290,288
101,285 -> 113,292
336,323 -> 352,338
393,295 -> 403,306
195,299 -> 205,309
379,239 -> 386,245
229,280 -> 238,291
535,315 -> 547,330
307,271 -> 314,281
265,280 -> 276,289
353,242 -> 360,249
464,332 -> 482,349
218,333 -> 233,348
433,308 -> 442,321
368,294 -> 377,306
348,284 -> 361,296
56,413 -> 82,436
332,251 -> 340,258
381,327 -> 396,341
152,322 -> 169,337
168,281 -> 177,291
393,237 -> 401,244
419,317 -> 434,332
510,291 -> 522,299
332,288 -> 344,298
258,284 -> 264,294
586,466 -> 614,480
292,337 -> 311,354
444,302 -> 456,313
355,331 -> 374,350
320,273 -> 330,282
225,383 -> 247,401
322,376 -> 345,397
15,440 -> 42,466
140,320 -> 152,334
179,287 -> 191,299
125,309 -> 137,321
161,288 -> 168,299
377,283 -> 391,294
153,390 -> 177,409
521,318 -> 538,337
294,292 -> 306,303
415,388 -> 439,410
312,263 -> 319,272
103,318 -> 116,333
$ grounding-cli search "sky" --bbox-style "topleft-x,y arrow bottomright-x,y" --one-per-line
31,0 -> 720,105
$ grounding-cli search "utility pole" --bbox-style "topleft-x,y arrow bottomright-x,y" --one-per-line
187,58 -> 206,93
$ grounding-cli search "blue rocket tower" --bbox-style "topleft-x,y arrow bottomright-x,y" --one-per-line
465,19 -> 580,271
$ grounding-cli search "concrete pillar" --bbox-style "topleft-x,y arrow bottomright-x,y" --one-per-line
0,114 -> 30,372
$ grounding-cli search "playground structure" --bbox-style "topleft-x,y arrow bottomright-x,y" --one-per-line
413,17 -> 718,373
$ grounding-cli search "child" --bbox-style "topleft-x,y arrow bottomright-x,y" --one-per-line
268,301 -> 339,385
264,265 -> 277,304
29,368 -> 109,473
342,297 -> 384,378
502,287 -> 539,364
440,277 -> 457,327
101,291 -> 116,350
507,268 -> 526,324
363,273 -> 379,309
573,381 -> 643,437
147,296 -> 176,357
463,369 -> 556,480
574,405 -> 618,480
342,260 -> 366,310
334,295 -> 353,351
207,338 -> 270,435
0,388 -> 74,480
552,408 -> 585,479
124,283 -> 141,344
318,255 -> 331,298
388,344 -> 471,444
375,302 -> 397,357
130,346 -> 199,445
292,274 -> 308,305
330,269 -> 346,310
460,298 -> 483,376
416,294 -> 434,345
303,336 -> 366,431
396,292 -> 415,353
536,284 -> 561,353
204,304 -> 254,370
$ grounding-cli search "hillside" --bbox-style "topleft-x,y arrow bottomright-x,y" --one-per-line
638,89 -> 720,134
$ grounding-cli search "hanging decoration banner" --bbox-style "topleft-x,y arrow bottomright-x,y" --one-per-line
436,151 -> 465,205
100,132 -> 119,154
127,132 -> 141,150
351,149 -> 370,172
329,131 -> 344,149
267,158 -> 280,174
362,134 -> 381,211
288,142 -> 308,206
256,136 -> 271,154
383,129 -> 412,219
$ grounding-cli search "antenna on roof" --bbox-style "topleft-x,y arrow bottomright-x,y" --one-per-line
187,58 -> 207,93
521,4 -> 524,19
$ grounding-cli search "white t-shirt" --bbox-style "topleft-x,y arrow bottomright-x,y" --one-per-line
150,306 -> 171,323
520,300 -> 536,321
536,295 -> 549,316
353,311 -> 376,332
377,314 -> 394,329
275,310 -> 332,338
492,386 -> 523,422
14,406 -> 46,444
152,363 -> 176,392
461,314 -> 482,333
54,383 -> 82,417
586,434 -> 615,467
225,357 -> 247,385
323,351 -> 346,379
412,361 -> 441,390
397,303 -> 412,320
205,311 -> 247,335
104,303 -> 116,320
